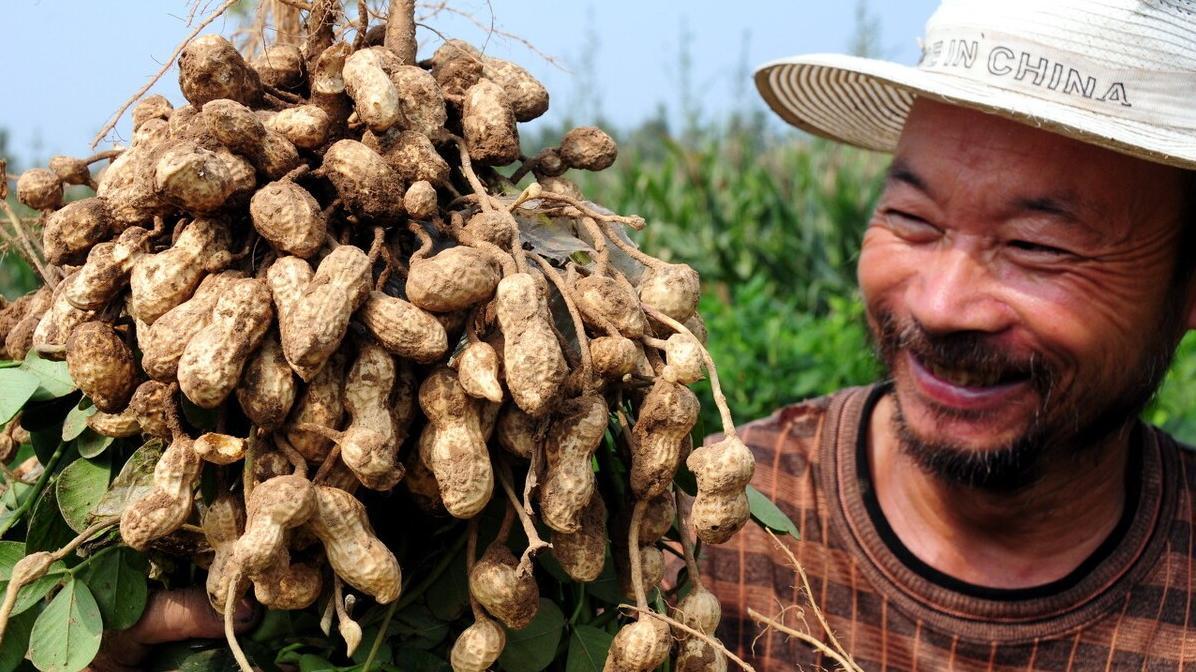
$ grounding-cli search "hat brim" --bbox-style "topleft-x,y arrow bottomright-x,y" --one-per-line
755,54 -> 1196,170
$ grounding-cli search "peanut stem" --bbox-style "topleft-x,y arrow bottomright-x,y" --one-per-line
450,136 -> 528,274
522,434 -> 541,520
0,200 -> 52,286
0,520 -> 115,640
624,605 -> 758,672
531,191 -> 646,231
576,217 -> 611,276
313,444 -> 343,484
641,304 -> 736,439
0,441 -> 65,539
495,458 -> 549,572
82,149 -> 122,166
334,575 -> 362,656
361,600 -> 396,672
225,570 -> 254,672
599,220 -> 663,271
242,431 -> 257,503
465,516 -> 485,621
406,221 -> 434,261
529,252 -> 592,388
384,0 -> 417,65
353,0 -> 369,50
496,501 -> 516,542
272,431 -> 307,477
507,182 -> 543,212
760,529 -> 862,671
628,498 -> 649,611
674,490 -> 704,590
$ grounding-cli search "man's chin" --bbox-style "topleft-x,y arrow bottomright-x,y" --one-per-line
891,392 -> 1047,491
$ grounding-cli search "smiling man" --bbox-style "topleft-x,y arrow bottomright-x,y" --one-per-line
701,0 -> 1196,669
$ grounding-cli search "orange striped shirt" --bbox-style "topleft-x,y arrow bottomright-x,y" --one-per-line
702,385 -> 1196,671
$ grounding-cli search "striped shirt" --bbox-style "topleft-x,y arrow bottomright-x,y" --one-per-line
701,384 -> 1196,671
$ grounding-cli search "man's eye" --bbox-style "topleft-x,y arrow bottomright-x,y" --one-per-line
1007,240 -> 1071,257
881,210 -> 939,239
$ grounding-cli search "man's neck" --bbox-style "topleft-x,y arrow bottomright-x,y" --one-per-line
868,394 -> 1131,590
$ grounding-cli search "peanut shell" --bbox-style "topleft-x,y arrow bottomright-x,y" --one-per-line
178,34 -> 262,106
43,198 -> 112,265
359,292 -> 448,364
406,246 -> 500,313
250,180 -> 326,258
560,126 -> 618,172
236,333 -> 296,429
495,273 -> 568,417
462,79 -> 519,166
177,278 -> 273,409
16,168 -> 63,210
468,543 -> 539,630
265,105 -> 330,150
65,322 -> 136,413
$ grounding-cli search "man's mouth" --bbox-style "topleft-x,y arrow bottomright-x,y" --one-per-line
906,351 -> 1032,411
919,357 -> 1019,388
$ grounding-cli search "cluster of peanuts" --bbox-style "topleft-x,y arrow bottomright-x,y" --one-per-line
0,7 -> 755,671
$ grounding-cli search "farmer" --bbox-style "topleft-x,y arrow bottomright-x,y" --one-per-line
702,0 -> 1196,669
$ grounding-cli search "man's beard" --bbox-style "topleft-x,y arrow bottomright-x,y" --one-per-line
870,308 -> 1181,492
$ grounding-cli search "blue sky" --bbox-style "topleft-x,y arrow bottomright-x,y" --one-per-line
1,1 -> 937,168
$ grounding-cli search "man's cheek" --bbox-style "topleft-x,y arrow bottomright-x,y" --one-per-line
857,230 -> 916,307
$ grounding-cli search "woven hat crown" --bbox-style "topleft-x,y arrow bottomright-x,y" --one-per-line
927,0 -> 1196,69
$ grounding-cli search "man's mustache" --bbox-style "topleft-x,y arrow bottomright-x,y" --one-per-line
873,311 -> 1056,395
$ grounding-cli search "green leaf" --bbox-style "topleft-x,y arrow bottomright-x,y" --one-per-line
29,430 -> 61,467
60,403 -> 95,443
497,599 -> 565,672
350,623 -> 392,665
28,578 -> 102,672
746,484 -> 799,538
565,624 -> 614,672
0,608 -> 37,672
535,550 -> 572,585
26,485 -> 76,555
55,456 -> 110,533
390,648 -> 451,672
21,354 -> 75,402
424,551 -> 468,621
389,604 -> 447,650
90,440 -> 163,520
0,369 -> 39,426
0,541 -> 68,616
78,547 -> 147,631
74,430 -> 113,460
296,654 -> 336,672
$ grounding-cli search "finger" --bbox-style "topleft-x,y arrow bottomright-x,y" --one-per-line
125,586 -> 257,645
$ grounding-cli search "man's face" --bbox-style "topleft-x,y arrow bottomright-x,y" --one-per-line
858,99 -> 1194,489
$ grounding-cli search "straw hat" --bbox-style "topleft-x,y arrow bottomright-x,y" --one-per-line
755,0 -> 1196,169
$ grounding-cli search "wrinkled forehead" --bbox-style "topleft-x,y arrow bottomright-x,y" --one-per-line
892,99 -> 1188,236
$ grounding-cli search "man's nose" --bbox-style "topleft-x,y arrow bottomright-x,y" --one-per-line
905,248 -> 1010,335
